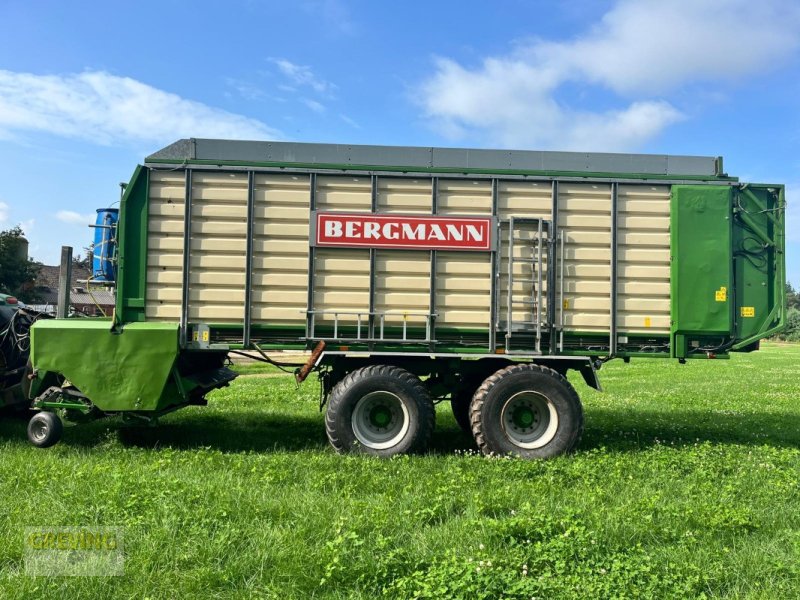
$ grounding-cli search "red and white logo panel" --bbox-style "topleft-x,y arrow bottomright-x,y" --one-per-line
313,212 -> 494,251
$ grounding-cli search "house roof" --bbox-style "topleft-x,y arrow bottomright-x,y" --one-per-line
33,264 -> 114,306
35,264 -> 92,290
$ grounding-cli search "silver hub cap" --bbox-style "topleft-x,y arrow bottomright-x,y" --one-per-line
351,391 -> 410,450
31,420 -> 49,443
501,391 -> 559,449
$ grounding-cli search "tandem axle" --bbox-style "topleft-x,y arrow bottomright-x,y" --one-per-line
25,334 -> 599,460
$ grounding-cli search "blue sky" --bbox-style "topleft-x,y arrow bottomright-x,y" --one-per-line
0,0 -> 798,286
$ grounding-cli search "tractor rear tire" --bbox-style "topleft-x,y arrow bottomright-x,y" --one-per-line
325,365 -> 435,457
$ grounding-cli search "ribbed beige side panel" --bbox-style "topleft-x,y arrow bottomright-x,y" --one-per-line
313,249 -> 371,327
617,184 -> 671,333
378,178 -> 431,214
374,179 -> 431,331
435,251 -> 491,328
146,171 -> 186,320
435,180 -> 492,328
497,181 -> 553,328
145,169 -> 671,339
316,175 -> 371,211
560,183 -> 612,332
251,174 -> 310,325
187,172 -> 248,323
375,251 -> 430,331
497,181 -> 551,215
438,179 -> 492,215
314,176 -> 371,325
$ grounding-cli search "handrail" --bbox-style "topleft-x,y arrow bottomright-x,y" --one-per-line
303,309 -> 438,343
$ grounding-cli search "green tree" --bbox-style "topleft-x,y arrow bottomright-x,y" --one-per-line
0,226 -> 41,302
787,282 -> 800,311
72,246 -> 93,270
783,308 -> 800,342
777,282 -> 800,341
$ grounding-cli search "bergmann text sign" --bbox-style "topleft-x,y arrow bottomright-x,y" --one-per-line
313,212 -> 495,251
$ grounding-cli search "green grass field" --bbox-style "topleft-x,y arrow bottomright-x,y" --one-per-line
1,344 -> 799,598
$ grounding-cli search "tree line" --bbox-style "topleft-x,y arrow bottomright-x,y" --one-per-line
781,282 -> 800,341
0,226 -> 92,303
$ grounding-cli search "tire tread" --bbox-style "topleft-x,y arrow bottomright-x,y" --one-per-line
325,364 -> 435,455
469,363 -> 584,457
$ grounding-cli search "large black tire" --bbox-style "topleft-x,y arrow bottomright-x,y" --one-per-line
450,359 -> 513,435
450,387 -> 474,434
27,411 -> 63,448
325,365 -> 435,457
470,364 -> 583,459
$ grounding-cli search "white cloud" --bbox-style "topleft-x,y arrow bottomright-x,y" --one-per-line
0,202 -> 34,237
56,210 -> 95,226
0,202 -> 32,234
537,0 -> 800,95
340,114 -> 360,129
418,0 -> 800,151
0,70 -> 281,145
300,0 -> 354,36
270,58 -> 335,94
302,98 -> 326,114
225,77 -> 267,102
19,219 -> 34,235
420,56 -> 682,151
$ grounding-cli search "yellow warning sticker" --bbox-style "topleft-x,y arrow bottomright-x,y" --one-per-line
644,317 -> 652,328
740,306 -> 755,318
563,299 -> 570,310
715,287 -> 727,302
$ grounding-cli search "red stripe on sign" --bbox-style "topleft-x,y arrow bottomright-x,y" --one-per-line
315,213 -> 493,251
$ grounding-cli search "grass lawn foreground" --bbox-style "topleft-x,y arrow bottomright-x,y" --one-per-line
0,343 -> 799,598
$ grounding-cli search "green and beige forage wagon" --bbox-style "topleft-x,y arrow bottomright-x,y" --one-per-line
26,139 -> 787,457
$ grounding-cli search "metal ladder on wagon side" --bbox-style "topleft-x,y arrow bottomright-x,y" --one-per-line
504,217 -> 551,354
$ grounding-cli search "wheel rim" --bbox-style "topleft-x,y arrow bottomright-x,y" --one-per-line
500,391 -> 559,449
31,419 -> 49,443
351,391 -> 410,450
